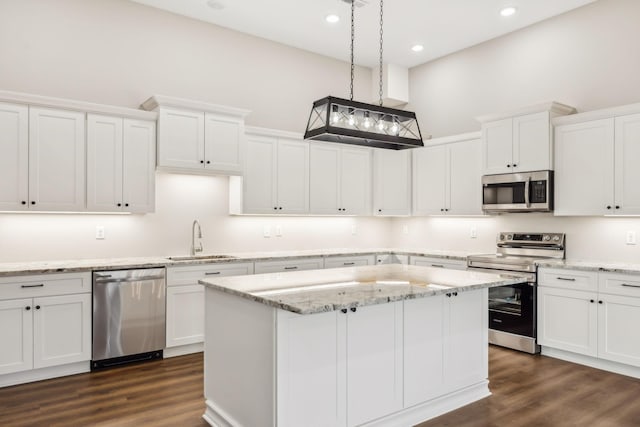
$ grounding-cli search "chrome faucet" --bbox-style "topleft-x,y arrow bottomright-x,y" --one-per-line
191,220 -> 203,256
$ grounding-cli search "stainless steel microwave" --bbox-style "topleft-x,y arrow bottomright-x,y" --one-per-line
482,170 -> 553,213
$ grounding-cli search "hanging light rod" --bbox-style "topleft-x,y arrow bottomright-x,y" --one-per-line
303,0 -> 424,150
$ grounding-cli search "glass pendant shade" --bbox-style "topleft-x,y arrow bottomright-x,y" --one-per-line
304,96 -> 423,150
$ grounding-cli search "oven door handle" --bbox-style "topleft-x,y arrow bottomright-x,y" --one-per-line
524,176 -> 531,208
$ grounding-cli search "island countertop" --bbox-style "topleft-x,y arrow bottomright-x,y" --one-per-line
200,264 -> 527,314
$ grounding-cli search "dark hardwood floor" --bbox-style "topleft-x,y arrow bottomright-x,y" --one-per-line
1,347 -> 640,426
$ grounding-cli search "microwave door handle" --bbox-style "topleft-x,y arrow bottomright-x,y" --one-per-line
524,177 -> 531,207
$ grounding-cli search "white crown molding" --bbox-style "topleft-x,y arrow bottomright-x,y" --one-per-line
423,131 -> 481,147
476,101 -> 576,123
141,95 -> 251,118
0,90 -> 157,120
552,102 -> 640,126
245,125 -> 303,140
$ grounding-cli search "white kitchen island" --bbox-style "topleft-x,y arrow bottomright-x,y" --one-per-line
200,264 -> 525,427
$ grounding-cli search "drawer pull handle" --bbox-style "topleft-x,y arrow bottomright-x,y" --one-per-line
556,277 -> 576,282
492,319 -> 503,323
431,264 -> 444,268
21,284 -> 45,288
343,262 -> 355,266
284,266 -> 298,270
205,272 -> 221,276
621,283 -> 640,288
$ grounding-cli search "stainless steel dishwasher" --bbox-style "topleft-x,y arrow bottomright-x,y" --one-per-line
92,268 -> 166,369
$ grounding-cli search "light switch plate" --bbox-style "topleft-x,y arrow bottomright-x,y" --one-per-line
626,231 -> 636,245
95,226 -> 105,240
470,227 -> 477,239
263,225 -> 271,238
275,225 -> 282,237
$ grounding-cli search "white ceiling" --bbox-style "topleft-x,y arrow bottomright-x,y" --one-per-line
130,0 -> 598,68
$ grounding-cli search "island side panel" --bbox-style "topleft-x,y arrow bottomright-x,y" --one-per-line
203,287 -> 276,427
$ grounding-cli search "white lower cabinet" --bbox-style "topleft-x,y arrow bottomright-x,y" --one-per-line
538,268 -> 640,370
254,258 -> 324,274
166,262 -> 253,352
0,273 -> 91,383
324,255 -> 376,269
409,256 -> 467,270
404,290 -> 487,407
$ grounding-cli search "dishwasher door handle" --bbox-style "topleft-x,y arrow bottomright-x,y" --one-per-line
94,275 -> 166,284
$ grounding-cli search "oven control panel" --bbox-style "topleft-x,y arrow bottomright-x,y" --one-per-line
498,232 -> 564,247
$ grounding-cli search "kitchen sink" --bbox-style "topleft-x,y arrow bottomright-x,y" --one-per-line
167,254 -> 237,261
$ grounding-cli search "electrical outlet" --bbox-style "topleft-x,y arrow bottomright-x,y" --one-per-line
402,225 -> 409,235
263,225 -> 271,238
626,231 -> 636,245
275,225 -> 283,237
470,227 -> 477,239
95,226 -> 105,240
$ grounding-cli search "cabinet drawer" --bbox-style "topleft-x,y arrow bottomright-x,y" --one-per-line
0,272 -> 91,300
538,268 -> 598,291
167,262 -> 254,286
410,256 -> 466,271
254,258 -> 324,274
324,255 -> 376,269
599,272 -> 640,297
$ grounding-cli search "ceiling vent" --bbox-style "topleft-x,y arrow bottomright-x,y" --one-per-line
340,0 -> 370,8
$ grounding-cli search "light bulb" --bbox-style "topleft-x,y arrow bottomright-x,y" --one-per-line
330,106 -> 340,125
376,120 -> 386,132
390,121 -> 399,135
348,115 -> 356,126
363,115 -> 372,129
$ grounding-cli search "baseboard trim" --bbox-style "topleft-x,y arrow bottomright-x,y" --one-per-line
203,399 -> 244,427
164,343 -> 204,358
541,347 -> 640,379
0,361 -> 90,388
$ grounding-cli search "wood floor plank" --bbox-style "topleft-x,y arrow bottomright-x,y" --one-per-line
1,347 -> 640,426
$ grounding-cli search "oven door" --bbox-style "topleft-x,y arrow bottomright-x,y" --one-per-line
488,282 -> 536,338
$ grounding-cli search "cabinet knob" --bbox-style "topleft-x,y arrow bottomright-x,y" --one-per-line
21,201 -> 26,205
25,306 -> 31,311
453,292 -> 458,296
279,207 -> 283,210
590,299 -> 595,303
206,160 -> 211,164
350,307 -> 357,313
117,203 -> 121,207
200,160 -> 204,164
446,293 -> 452,297
445,208 -> 449,212
440,208 -> 444,212
341,308 -> 348,314
507,164 -> 511,168
274,207 -> 278,210
598,300 -> 603,304
125,203 -> 129,207
616,205 -> 620,209
606,206 -> 612,210
378,209 -> 382,213
512,164 -> 517,167
35,305 -> 41,310
31,201 -> 36,205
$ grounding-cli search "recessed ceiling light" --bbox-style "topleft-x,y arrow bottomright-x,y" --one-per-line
500,6 -> 517,17
325,14 -> 340,24
411,44 -> 424,52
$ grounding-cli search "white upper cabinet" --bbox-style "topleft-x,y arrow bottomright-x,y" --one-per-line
309,142 -> 371,216
87,115 -> 156,213
29,107 -> 86,211
413,133 -> 482,216
478,102 -> 575,175
554,104 -> 640,216
373,149 -> 411,216
232,128 -> 309,215
0,102 -> 29,211
142,95 -> 249,176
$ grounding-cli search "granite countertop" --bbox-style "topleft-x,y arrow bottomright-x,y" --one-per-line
536,259 -> 640,274
200,264 -> 528,315
0,248 -> 470,277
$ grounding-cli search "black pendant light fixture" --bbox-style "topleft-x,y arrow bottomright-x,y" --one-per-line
304,0 -> 423,150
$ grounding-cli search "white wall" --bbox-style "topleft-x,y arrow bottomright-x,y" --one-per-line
0,0 -> 389,262
396,0 -> 640,263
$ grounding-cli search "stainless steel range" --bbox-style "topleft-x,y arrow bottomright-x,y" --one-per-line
467,232 -> 565,354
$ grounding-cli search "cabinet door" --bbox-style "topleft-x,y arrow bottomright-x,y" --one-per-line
412,145 -> 447,215
537,287 -> 597,356
444,289 -> 487,390
598,294 -> 640,367
204,113 -> 243,175
277,138 -> 309,214
340,147 -> 371,215
243,135 -> 278,214
614,113 -> 640,215
346,302 -> 403,427
123,119 -> 156,213
29,107 -> 85,211
166,284 -> 204,348
309,143 -> 341,215
0,298 -> 33,375
33,293 -> 91,369
449,139 -> 483,215
373,149 -> 411,216
323,255 -> 375,269
482,118 -> 513,174
403,296 -> 445,407
157,108 -> 204,170
554,119 -> 615,216
0,102 -> 29,211
276,310 -> 346,427
513,111 -> 551,171
87,114 -> 123,212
